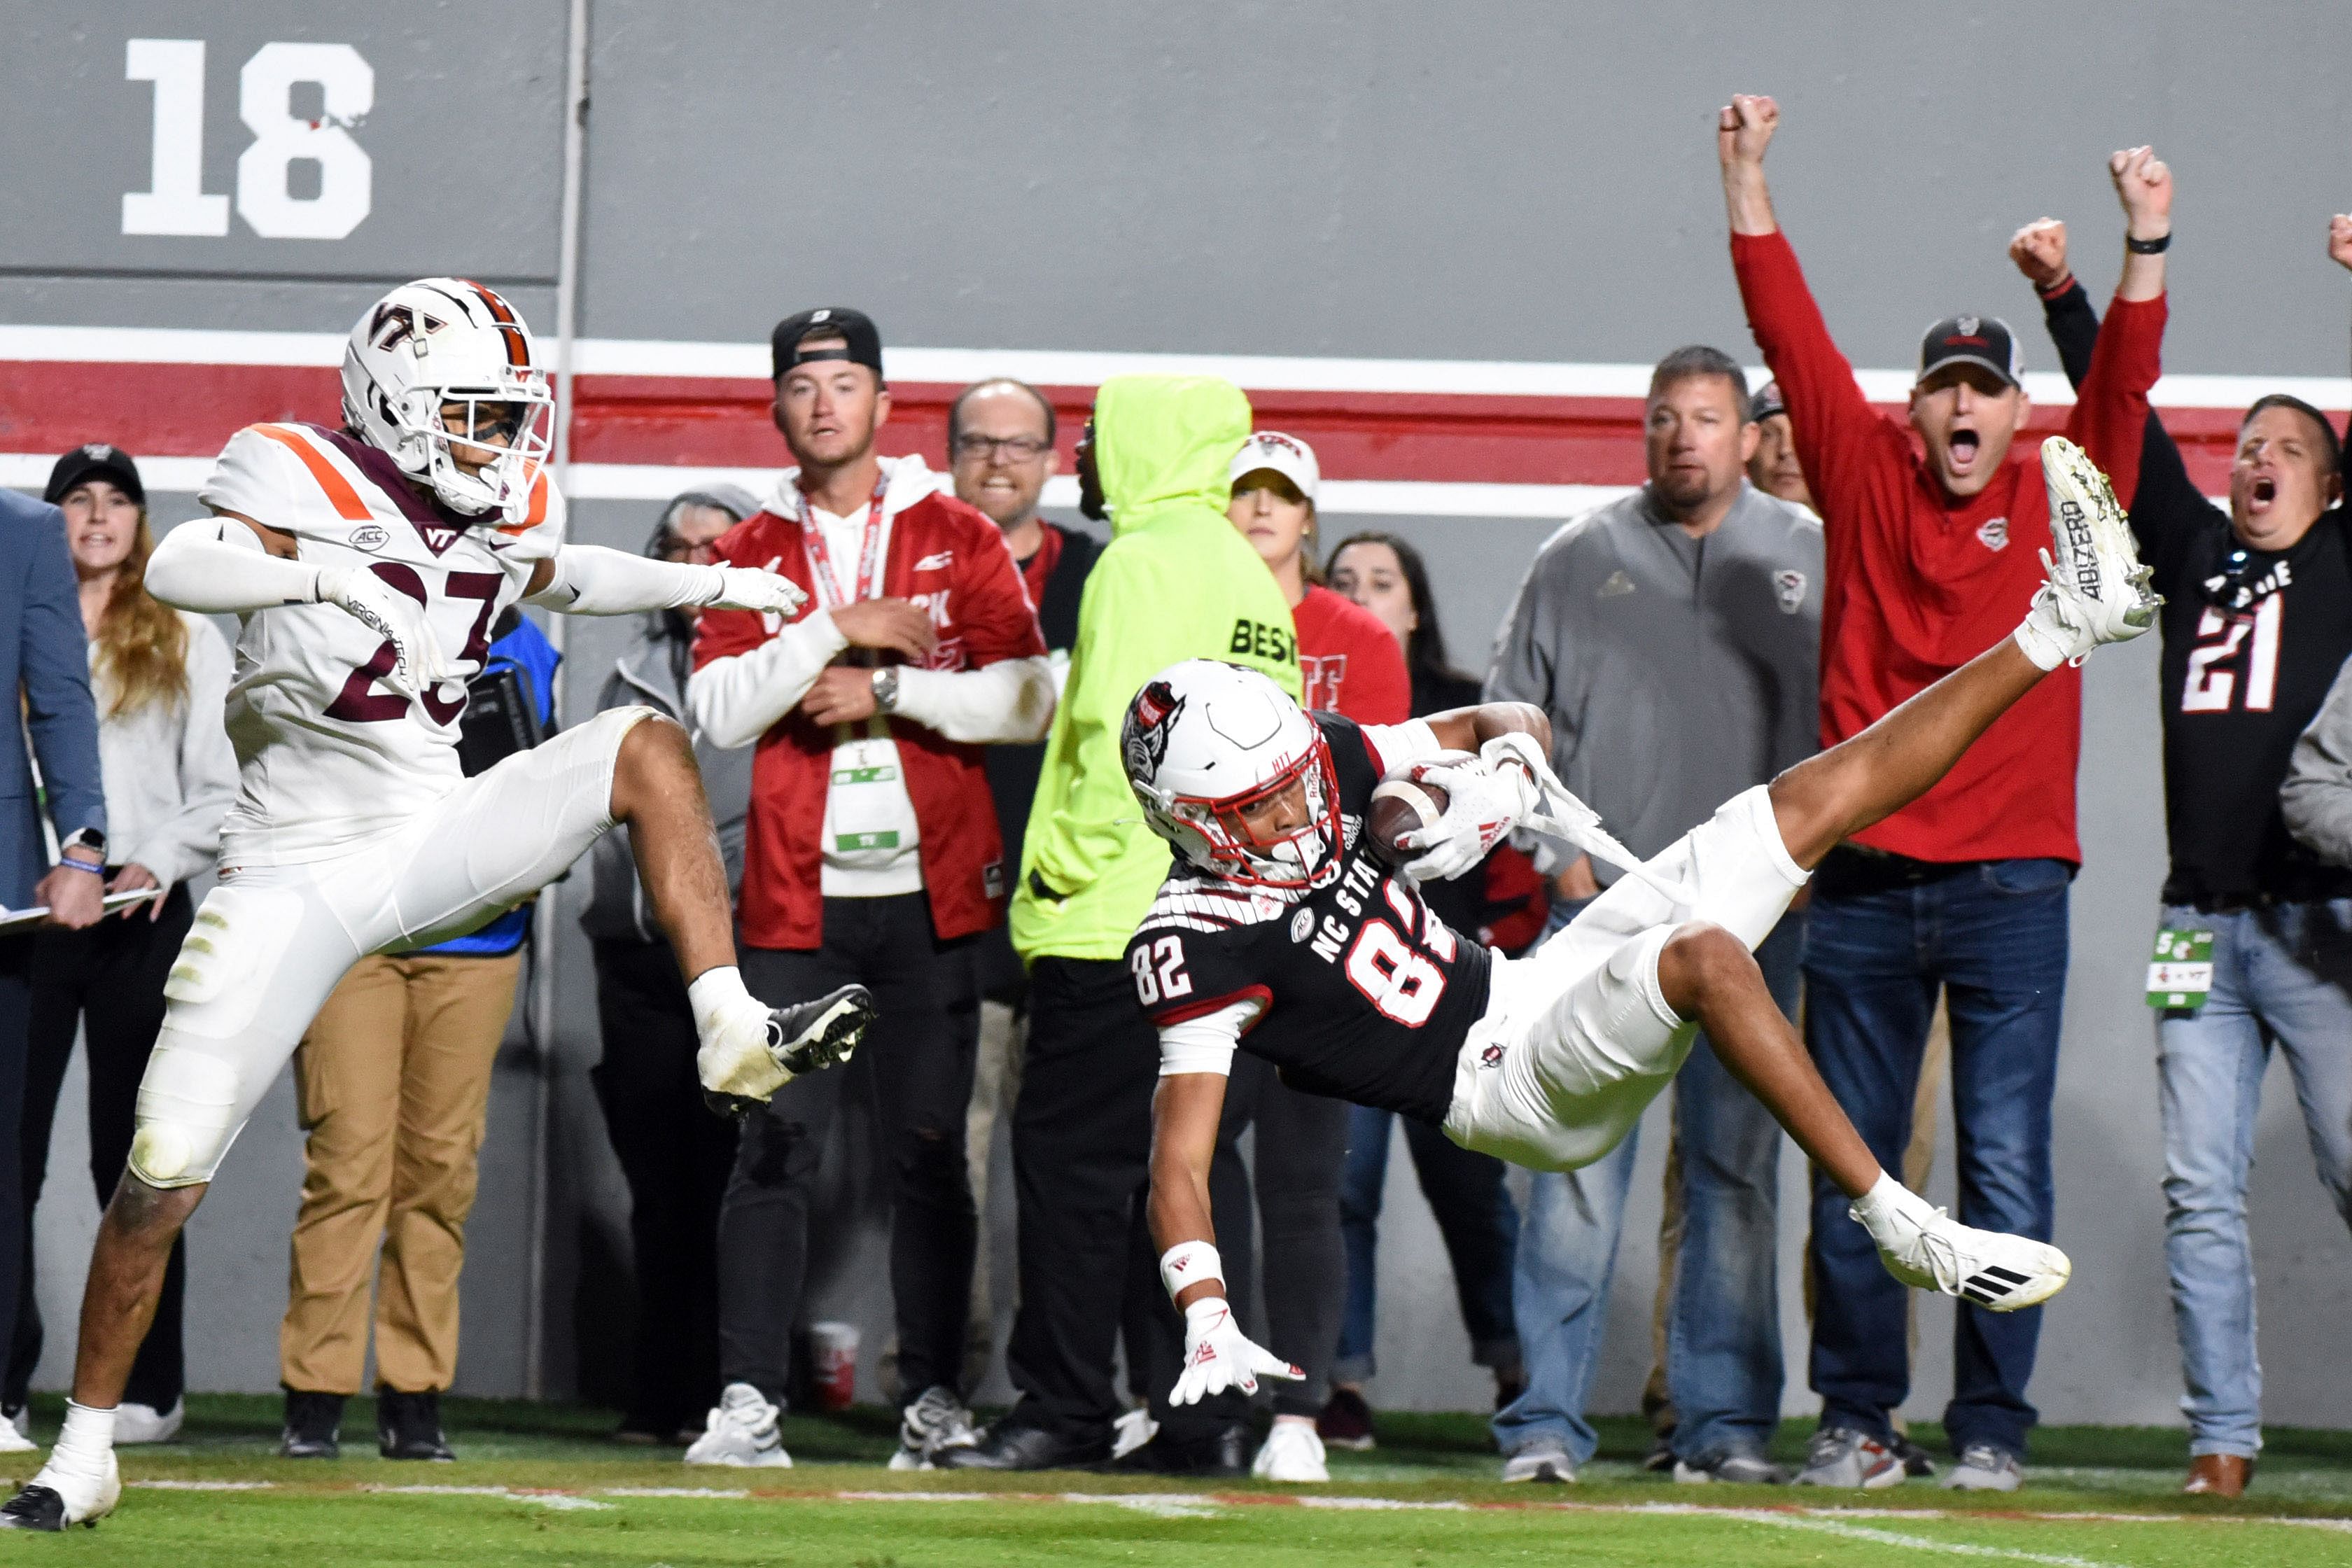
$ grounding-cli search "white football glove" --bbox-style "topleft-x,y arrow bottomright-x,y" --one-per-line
707,566 -> 809,617
314,566 -> 453,702
1396,734 -> 1547,885
1169,1297 -> 1301,1406
696,1000 -> 791,1105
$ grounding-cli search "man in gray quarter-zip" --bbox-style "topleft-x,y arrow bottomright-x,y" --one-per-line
1484,346 -> 1821,1486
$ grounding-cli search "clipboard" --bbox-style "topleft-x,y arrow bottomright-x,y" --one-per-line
0,889 -> 164,936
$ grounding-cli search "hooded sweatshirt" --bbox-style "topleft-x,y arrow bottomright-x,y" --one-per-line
1011,376 -> 1302,963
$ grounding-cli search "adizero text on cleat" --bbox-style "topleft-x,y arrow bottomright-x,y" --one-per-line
770,984 -> 876,1076
2036,435 -> 2163,649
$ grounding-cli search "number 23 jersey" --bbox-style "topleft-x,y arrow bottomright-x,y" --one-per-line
197,421 -> 565,867
1125,713 -> 1492,1124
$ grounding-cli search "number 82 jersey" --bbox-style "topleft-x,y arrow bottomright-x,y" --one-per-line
1124,712 -> 1492,1126
197,421 -> 565,868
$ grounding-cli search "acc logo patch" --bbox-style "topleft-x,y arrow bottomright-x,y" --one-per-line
1976,516 -> 2010,553
1772,569 -> 1807,615
1290,908 -> 1315,944
349,524 -> 390,552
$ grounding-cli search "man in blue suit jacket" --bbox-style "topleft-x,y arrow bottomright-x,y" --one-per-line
0,484 -> 108,1448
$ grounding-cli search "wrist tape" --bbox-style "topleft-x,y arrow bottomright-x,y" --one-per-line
1158,1240 -> 1224,1301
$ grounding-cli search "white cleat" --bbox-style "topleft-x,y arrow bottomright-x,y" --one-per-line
2020,435 -> 2162,666
682,1382 -> 792,1469
1250,1419 -> 1329,1483
0,1451 -> 120,1531
1864,1201 -> 2072,1312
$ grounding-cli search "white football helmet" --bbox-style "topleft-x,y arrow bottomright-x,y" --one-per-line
342,278 -> 554,517
1124,659 -> 1341,890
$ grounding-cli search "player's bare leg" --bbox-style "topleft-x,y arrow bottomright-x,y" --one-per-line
69,1177 -> 204,1407
606,713 -> 876,1110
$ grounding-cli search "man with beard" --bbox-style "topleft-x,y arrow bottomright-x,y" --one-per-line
1485,346 -> 1821,1484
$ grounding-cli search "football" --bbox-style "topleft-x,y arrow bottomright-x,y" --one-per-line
1365,766 -> 1453,867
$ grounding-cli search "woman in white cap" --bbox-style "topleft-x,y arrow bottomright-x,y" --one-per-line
6,444 -> 235,1446
1158,433 -> 1408,1481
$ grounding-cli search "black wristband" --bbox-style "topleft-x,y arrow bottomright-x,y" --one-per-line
2127,232 -> 2171,255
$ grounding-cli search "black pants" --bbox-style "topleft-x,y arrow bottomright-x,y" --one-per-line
723,894 -> 979,1404
1002,955 -> 1175,1443
1140,1054 -> 1349,1432
6,888 -> 190,1411
591,936 -> 736,1436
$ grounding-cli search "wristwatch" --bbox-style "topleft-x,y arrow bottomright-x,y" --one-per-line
872,666 -> 901,714
61,827 -> 106,860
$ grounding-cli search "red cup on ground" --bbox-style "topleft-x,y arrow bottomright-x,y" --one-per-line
810,1321 -> 859,1411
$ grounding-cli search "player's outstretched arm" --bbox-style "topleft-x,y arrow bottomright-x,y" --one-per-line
146,512 -> 449,697
1147,1072 -> 1302,1404
522,543 -> 808,617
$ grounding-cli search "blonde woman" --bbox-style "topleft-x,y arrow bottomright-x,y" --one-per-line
5,447 -> 234,1443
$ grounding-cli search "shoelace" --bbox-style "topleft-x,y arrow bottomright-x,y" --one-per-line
1898,1208 -> 1967,1294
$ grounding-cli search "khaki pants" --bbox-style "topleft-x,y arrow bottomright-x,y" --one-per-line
280,950 -> 522,1394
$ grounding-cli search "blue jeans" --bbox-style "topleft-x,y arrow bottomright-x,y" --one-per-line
2157,900 -> 2352,1460
1802,856 -> 2070,1459
1335,1102 -> 1522,1385
1492,902 -> 1802,1465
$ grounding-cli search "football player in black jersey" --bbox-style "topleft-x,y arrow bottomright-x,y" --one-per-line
1124,438 -> 2161,1407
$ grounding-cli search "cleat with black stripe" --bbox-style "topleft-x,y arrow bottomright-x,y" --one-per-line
0,1452 -> 120,1530
1864,1203 -> 2071,1313
703,984 -> 877,1119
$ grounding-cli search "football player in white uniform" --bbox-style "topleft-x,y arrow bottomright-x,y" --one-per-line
2,279 -> 873,1531
1127,441 -> 2157,1427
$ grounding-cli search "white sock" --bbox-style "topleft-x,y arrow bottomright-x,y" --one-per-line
686,965 -> 760,1044
1847,1171 -> 1936,1250
46,1401 -> 115,1478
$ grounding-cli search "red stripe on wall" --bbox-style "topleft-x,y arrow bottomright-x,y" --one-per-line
0,359 -> 2258,496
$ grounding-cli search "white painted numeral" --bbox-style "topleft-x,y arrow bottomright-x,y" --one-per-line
122,39 -> 229,236
1132,934 -> 1192,1008
2182,598 -> 2283,715
237,43 -> 374,239
1343,918 -> 1445,1028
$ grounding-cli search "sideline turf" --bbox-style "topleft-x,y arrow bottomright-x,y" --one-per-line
6,1395 -> 2346,1567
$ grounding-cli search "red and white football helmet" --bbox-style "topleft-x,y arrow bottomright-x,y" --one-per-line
1124,659 -> 1342,890
342,277 -> 554,517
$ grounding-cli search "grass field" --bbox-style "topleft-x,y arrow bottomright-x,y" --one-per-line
9,1395 -> 2352,1566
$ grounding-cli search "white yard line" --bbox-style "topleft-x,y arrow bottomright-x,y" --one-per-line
1732,1511 -> 2122,1566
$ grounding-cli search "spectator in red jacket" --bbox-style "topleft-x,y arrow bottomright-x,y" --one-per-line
1718,93 -> 2154,1492
685,307 -> 1054,1471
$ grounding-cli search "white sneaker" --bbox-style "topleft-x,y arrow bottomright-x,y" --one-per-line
0,1410 -> 32,1454
114,1399 -> 183,1446
1250,1418 -> 1329,1483
1942,1443 -> 2023,1492
2017,435 -> 2162,668
1795,1427 -> 1905,1490
1499,1438 -> 1576,1483
1109,1406 -> 1158,1461
1864,1201 -> 2071,1312
0,1449 -> 118,1530
682,1382 -> 792,1468
889,1385 -> 979,1471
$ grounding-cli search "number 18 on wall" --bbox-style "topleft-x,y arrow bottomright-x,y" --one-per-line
122,38 -> 373,241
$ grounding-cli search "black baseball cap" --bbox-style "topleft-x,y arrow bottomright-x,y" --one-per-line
771,307 -> 884,384
1918,315 -> 2022,390
44,442 -> 144,506
1751,380 -> 1788,423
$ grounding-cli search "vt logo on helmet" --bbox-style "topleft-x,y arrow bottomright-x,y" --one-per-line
341,277 -> 554,519
1122,659 -> 1343,890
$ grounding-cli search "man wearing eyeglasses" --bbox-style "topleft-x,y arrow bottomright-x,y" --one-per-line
946,379 -> 1103,1390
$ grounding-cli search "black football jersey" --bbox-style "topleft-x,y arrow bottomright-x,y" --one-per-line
1125,713 -> 1492,1124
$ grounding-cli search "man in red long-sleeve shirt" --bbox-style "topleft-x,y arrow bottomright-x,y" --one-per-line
1718,94 -> 2162,1493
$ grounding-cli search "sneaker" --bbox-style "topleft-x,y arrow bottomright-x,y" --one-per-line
1896,1434 -> 1940,1478
1109,1406 -> 1158,1461
377,1389 -> 454,1461
1500,1438 -> 1576,1483
1864,1200 -> 2071,1312
0,1450 -> 118,1531
1316,1387 -> 1376,1452
1642,1433 -> 1678,1474
705,986 -> 878,1116
0,1407 -> 32,1454
2018,435 -> 2162,666
1795,1427 -> 1904,1489
115,1399 -> 183,1446
888,1385 -> 979,1471
280,1390 -> 344,1460
683,1382 -> 792,1468
1251,1418 -> 1329,1483
1674,1448 -> 1790,1485
1942,1443 -> 2022,1492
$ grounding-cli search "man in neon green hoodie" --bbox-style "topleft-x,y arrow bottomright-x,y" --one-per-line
945,375 -> 1299,1471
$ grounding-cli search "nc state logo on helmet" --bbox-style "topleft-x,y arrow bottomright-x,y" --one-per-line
1122,659 -> 1343,890
342,277 -> 554,518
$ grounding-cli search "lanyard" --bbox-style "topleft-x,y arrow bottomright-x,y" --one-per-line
797,474 -> 889,610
